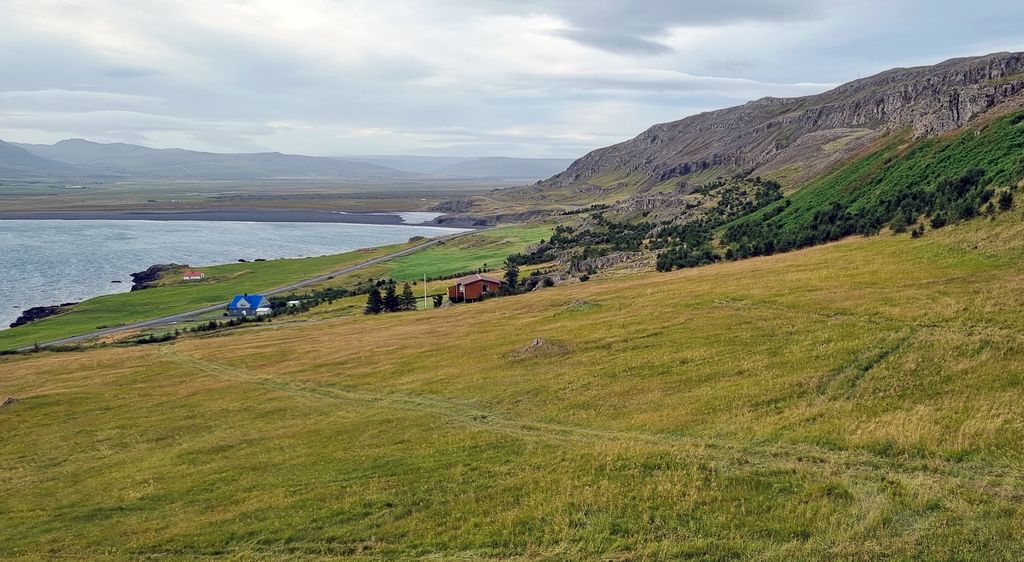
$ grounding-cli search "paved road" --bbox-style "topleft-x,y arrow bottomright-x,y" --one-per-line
24,230 -> 475,350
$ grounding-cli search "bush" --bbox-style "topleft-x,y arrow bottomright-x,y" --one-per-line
999,190 -> 1014,211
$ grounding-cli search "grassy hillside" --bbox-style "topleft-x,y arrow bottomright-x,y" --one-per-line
4,209 -> 1024,558
385,224 -> 551,280
722,111 -> 1024,256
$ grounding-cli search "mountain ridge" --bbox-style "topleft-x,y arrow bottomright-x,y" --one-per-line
3,139 -> 575,182
14,139 -> 420,181
0,139 -> 87,180
537,51 -> 1024,194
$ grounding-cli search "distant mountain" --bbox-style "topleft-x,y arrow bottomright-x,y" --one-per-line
340,155 -> 476,175
435,157 -> 574,179
14,139 -> 420,181
342,155 -> 575,180
5,140 -> 575,183
0,140 -> 86,180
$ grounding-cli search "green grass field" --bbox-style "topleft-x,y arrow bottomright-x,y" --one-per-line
0,226 -> 551,351
4,210 -> 1024,558
385,224 -> 551,280
0,243 -> 414,351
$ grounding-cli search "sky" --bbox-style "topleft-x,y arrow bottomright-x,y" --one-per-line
1,1 -> 1023,159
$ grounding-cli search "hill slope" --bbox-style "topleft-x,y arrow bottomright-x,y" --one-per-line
4,211 -> 1024,558
543,52 -> 1024,192
0,140 -> 86,180
474,52 -> 1024,219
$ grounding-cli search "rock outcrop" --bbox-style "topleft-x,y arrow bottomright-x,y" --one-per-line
130,264 -> 185,291
9,303 -> 77,328
540,52 -> 1024,192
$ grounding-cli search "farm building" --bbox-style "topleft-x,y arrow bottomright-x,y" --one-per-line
447,273 -> 502,303
182,270 -> 206,281
227,294 -> 271,317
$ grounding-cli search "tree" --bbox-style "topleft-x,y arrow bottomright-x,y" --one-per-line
432,294 -> 444,308
890,208 -> 911,233
364,286 -> 383,314
999,190 -> 1014,211
400,282 -> 417,311
502,257 -> 520,294
383,282 -> 400,312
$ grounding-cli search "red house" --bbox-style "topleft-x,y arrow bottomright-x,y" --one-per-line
448,273 -> 502,303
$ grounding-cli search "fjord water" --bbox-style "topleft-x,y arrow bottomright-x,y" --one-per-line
0,219 -> 465,329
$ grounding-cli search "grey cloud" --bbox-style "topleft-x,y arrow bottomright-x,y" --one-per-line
481,0 -> 826,54
0,90 -> 166,113
553,29 -> 672,55
1,0 -> 1023,157
518,69 -> 835,99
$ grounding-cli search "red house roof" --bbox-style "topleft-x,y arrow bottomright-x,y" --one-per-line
453,273 -> 502,285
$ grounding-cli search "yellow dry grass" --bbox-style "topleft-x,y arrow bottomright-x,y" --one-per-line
4,209 -> 1024,558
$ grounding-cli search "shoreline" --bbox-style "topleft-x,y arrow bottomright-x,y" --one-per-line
0,217 -> 478,332
0,208 -> 487,227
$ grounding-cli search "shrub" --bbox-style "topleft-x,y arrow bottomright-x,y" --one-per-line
999,190 -> 1014,211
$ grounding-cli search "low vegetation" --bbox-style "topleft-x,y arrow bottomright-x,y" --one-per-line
722,112 -> 1024,258
516,111 -> 1024,275
5,209 -> 1024,557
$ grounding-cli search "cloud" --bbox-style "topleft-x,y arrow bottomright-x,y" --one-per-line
520,68 -> 835,98
0,89 -> 166,113
487,0 -> 827,54
0,0 -> 1021,157
552,29 -> 673,56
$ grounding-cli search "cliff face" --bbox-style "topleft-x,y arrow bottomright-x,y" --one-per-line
541,52 -> 1024,190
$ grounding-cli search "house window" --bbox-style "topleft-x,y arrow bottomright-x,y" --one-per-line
482,284 -> 489,293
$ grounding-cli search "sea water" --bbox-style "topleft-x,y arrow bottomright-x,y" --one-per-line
0,219 -> 466,329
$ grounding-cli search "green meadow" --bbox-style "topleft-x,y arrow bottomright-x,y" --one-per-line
4,209 -> 1024,558
0,225 -> 550,351
385,224 -> 551,280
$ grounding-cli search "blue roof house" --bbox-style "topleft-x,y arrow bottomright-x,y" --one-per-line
228,294 -> 271,317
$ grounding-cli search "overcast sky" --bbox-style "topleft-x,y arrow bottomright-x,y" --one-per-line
1,1 -> 1023,158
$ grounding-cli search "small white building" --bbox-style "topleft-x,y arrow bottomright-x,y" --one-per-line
287,300 -> 302,307
183,270 -> 206,281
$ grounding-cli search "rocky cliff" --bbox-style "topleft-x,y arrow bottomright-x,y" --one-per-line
540,52 -> 1024,192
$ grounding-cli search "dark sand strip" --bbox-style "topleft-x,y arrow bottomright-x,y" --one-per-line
0,209 -> 422,225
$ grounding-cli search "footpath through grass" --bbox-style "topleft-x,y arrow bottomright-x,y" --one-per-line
4,211 -> 1024,557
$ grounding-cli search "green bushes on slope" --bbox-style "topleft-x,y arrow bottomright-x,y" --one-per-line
721,111 -> 1024,259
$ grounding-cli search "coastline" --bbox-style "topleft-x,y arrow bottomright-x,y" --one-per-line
0,218 -> 474,333
0,208 -> 485,227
